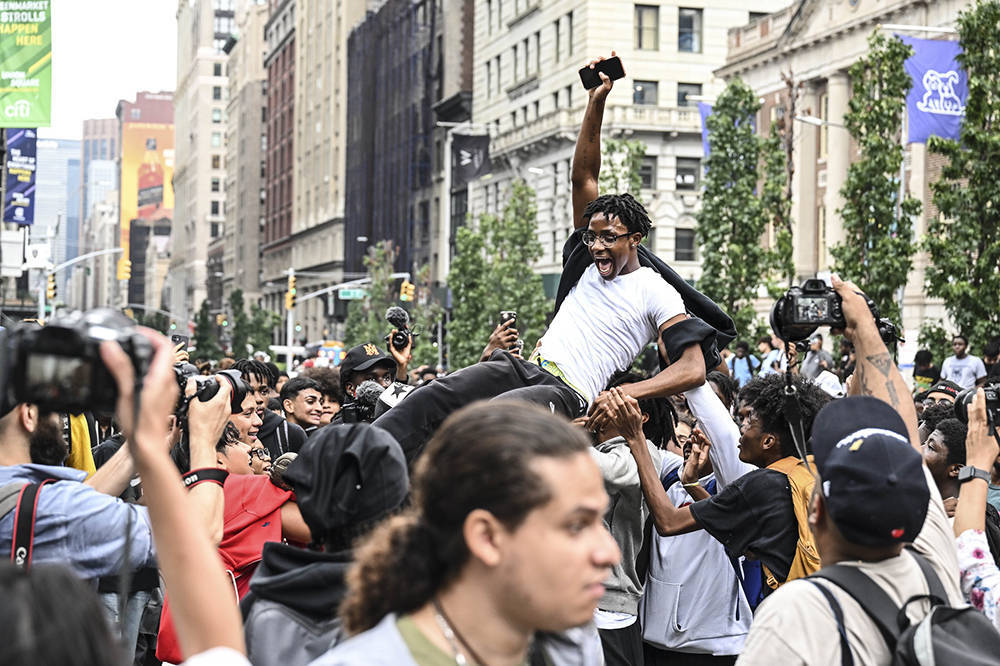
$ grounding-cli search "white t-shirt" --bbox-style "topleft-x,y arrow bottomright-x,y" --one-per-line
940,354 -> 987,389
537,264 -> 685,403
736,467 -> 962,666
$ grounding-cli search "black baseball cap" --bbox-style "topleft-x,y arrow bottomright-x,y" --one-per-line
916,380 -> 962,402
811,396 -> 929,547
340,343 -> 396,387
283,423 -> 408,548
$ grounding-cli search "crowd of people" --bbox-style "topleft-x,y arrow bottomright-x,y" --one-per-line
3,53 -> 1000,666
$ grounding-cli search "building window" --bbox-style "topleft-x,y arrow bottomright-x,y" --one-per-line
486,61 -> 492,98
212,154 -> 221,169
534,31 -> 541,74
567,11 -> 573,55
675,228 -> 696,261
679,8 -> 702,53
640,156 -> 657,189
211,177 -> 221,192
130,108 -> 141,120
749,11 -> 768,22
633,80 -> 658,105
554,19 -> 561,60
634,5 -> 659,50
213,63 -> 223,76
565,85 -> 572,108
213,86 -> 222,100
676,157 -> 701,190
211,132 -> 222,148
677,82 -> 702,107
211,201 -> 221,216
212,108 -> 222,123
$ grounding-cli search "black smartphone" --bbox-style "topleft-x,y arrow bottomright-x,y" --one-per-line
499,311 -> 517,329
171,334 -> 190,349
578,56 -> 626,90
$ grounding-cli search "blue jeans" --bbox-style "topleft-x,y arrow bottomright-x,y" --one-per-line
99,589 -> 151,658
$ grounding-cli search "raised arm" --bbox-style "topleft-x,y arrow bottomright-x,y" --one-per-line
609,387 -> 700,536
833,276 -> 920,450
571,52 -> 616,228
684,382 -> 753,489
102,332 -> 247,660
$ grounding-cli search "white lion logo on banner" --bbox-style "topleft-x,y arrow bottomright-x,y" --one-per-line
917,69 -> 965,116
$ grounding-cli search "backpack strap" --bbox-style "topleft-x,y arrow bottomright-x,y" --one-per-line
10,479 -> 54,569
905,548 -> 948,606
806,580 -> 854,666
810,565 -> 902,650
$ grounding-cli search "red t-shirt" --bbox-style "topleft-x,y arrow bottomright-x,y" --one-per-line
156,474 -> 294,664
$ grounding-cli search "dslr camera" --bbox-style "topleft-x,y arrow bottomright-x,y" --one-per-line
1,309 -> 153,415
770,278 -> 899,345
173,364 -> 250,419
954,382 -> 1000,428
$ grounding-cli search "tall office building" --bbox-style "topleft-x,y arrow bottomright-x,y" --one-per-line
469,0 -> 787,294
171,0 -> 235,320
79,119 -> 119,250
116,91 -> 174,309
719,0 -> 968,335
218,0 -> 268,318
260,0 -> 295,326
345,0 -> 474,292
34,138 -> 81,300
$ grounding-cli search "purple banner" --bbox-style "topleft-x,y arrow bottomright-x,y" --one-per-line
3,127 -> 37,225
698,102 -> 713,158
898,35 -> 967,144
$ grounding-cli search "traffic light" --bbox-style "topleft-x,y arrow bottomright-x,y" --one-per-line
285,274 -> 297,310
117,259 -> 132,281
399,280 -> 415,302
45,273 -> 56,301
216,313 -> 225,326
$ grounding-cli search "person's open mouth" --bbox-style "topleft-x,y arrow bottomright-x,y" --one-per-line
594,255 -> 614,277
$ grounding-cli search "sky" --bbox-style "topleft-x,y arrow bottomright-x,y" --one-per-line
39,1 -> 178,141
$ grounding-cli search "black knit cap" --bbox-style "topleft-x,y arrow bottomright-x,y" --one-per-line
283,423 -> 408,548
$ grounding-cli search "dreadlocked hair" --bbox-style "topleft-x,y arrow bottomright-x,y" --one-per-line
582,193 -> 652,238
706,370 -> 738,412
737,373 -> 832,459
606,371 -> 676,449
233,358 -> 278,389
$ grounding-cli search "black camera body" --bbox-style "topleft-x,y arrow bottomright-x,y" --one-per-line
770,279 -> 899,345
173,365 -> 250,416
384,306 -> 417,352
2,309 -> 153,415
955,382 -> 1000,428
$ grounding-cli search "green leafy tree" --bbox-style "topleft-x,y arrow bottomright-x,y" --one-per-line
227,289 -> 251,357
132,309 -> 170,333
923,0 -> 1000,346
344,241 -> 443,367
831,31 -> 919,324
696,78 -> 789,336
599,137 -> 646,197
247,303 -> 280,354
447,180 -> 551,369
191,300 -> 221,361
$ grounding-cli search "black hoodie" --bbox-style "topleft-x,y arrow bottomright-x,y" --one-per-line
241,541 -> 351,665
257,409 -> 307,460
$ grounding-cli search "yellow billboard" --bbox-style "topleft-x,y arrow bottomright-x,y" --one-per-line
118,122 -> 174,277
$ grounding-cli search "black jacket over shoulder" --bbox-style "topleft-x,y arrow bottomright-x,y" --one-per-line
555,228 -> 737,371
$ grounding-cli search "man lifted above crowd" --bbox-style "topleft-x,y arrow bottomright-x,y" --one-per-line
373,52 -> 735,462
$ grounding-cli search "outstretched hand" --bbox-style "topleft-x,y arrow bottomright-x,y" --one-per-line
681,428 -> 711,484
591,387 -> 644,443
586,51 -> 617,102
480,320 -> 519,362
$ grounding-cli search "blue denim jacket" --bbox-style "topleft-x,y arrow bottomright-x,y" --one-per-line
0,463 -> 156,580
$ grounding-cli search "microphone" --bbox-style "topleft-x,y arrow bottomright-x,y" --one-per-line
355,380 -> 384,416
385,306 -> 410,330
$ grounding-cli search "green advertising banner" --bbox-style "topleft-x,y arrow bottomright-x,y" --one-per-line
0,1 -> 51,128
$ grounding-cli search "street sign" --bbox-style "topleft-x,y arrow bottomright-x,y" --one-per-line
338,288 -> 367,300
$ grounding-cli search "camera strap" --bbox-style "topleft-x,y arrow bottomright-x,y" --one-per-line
9,479 -> 54,569
782,348 -> 815,476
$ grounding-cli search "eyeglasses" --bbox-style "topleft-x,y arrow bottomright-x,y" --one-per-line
249,448 -> 271,461
922,397 -> 953,406
582,231 -> 631,247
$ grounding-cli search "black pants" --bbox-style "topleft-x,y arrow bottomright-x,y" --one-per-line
599,623 -> 644,666
373,350 -> 587,463
643,642 -> 737,666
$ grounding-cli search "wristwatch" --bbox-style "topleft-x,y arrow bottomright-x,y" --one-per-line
958,466 -> 991,485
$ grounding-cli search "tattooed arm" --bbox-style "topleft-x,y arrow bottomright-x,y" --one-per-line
832,276 -> 920,451
571,52 -> 617,228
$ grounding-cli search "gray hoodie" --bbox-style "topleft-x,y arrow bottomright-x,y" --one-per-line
589,436 -> 665,616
